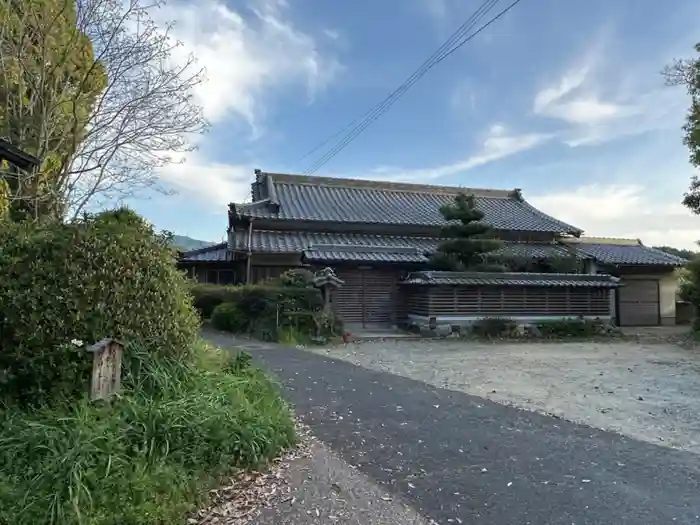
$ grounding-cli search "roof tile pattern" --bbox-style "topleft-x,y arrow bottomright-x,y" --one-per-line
303,249 -> 429,264
238,174 -> 582,234
242,230 -> 438,252
402,271 -> 621,287
567,243 -> 687,266
241,230 -> 583,260
179,243 -> 232,262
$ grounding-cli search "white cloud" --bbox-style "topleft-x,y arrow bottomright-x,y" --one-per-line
159,0 -> 340,134
366,125 -> 550,182
147,0 -> 340,205
530,184 -> 699,250
159,152 -> 253,207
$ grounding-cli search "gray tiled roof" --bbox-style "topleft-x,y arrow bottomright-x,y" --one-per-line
402,271 -> 621,288
567,243 -> 687,266
179,243 -> 232,262
491,242 -> 583,260
238,230 -> 584,261
240,229 -> 438,253
238,172 -> 582,234
303,249 -> 429,264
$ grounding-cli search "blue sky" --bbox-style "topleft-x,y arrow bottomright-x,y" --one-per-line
128,0 -> 700,249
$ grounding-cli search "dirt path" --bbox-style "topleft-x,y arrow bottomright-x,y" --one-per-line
308,339 -> 700,453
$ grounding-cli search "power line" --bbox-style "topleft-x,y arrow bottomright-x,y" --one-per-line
301,0 -> 524,175
298,0 -> 498,164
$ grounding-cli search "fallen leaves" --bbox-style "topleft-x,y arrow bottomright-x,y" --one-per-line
189,420 -> 313,525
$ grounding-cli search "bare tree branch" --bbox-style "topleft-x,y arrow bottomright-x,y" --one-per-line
0,0 -> 207,220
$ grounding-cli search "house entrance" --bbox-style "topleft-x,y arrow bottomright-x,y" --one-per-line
332,267 -> 398,327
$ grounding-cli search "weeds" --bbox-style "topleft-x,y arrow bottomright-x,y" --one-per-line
0,342 -> 295,525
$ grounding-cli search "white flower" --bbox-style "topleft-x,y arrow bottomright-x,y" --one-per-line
71,339 -> 84,347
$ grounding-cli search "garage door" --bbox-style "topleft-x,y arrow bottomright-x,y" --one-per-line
332,268 -> 398,327
618,279 -> 660,326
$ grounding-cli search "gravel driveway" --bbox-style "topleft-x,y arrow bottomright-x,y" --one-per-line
309,339 -> 700,454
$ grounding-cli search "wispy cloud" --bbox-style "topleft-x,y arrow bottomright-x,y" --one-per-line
367,124 -> 550,182
532,37 -> 686,147
159,0 -> 341,135
530,184 -> 699,249
149,0 -> 341,205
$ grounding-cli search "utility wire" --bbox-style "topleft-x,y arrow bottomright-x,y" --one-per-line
301,0 -> 524,175
297,0 -> 499,166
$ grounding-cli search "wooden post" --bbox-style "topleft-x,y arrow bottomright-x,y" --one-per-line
86,338 -> 124,402
245,220 -> 253,284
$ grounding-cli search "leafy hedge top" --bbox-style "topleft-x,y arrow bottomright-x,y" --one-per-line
0,208 -> 200,405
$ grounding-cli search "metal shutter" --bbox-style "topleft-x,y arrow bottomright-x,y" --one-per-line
618,279 -> 660,326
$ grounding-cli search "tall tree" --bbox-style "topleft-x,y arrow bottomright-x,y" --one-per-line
0,0 -> 106,219
664,43 -> 700,214
0,0 -> 207,220
430,193 -> 504,271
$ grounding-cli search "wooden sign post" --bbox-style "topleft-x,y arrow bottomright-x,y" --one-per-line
86,338 -> 124,402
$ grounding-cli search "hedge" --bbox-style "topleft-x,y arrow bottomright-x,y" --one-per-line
191,283 -> 323,319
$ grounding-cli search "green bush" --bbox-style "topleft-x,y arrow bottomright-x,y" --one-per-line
277,268 -> 315,288
470,317 -> 517,338
189,283 -> 241,318
211,301 -> 247,333
202,283 -> 327,341
0,209 -> 200,407
190,283 -> 323,320
0,342 -> 296,525
534,317 -> 605,338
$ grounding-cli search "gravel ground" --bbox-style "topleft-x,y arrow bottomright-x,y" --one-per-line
308,339 -> 700,454
203,328 -> 700,524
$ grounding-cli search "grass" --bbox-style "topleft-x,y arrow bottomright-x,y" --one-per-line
0,341 -> 296,525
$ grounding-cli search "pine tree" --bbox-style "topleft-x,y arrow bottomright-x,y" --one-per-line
430,193 -> 504,271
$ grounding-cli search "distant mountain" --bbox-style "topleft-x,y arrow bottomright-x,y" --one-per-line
172,235 -> 215,251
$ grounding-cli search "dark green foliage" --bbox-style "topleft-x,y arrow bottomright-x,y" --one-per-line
430,193 -> 504,271
211,302 -> 247,333
190,283 -> 241,318
533,318 -> 606,338
505,255 -> 582,273
0,342 -> 296,525
205,282 -> 341,343
0,210 -> 200,407
664,44 -> 700,213
653,245 -> 696,261
470,317 -> 517,338
681,256 -> 700,330
190,283 -> 323,320
278,268 -> 315,288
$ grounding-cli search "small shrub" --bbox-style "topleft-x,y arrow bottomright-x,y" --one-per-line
211,302 -> 247,333
470,317 -> 517,338
201,284 -> 325,341
534,317 -> 605,338
190,283 -> 241,318
277,268 -> 315,288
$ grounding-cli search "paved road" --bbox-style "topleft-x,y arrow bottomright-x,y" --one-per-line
204,331 -> 700,525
